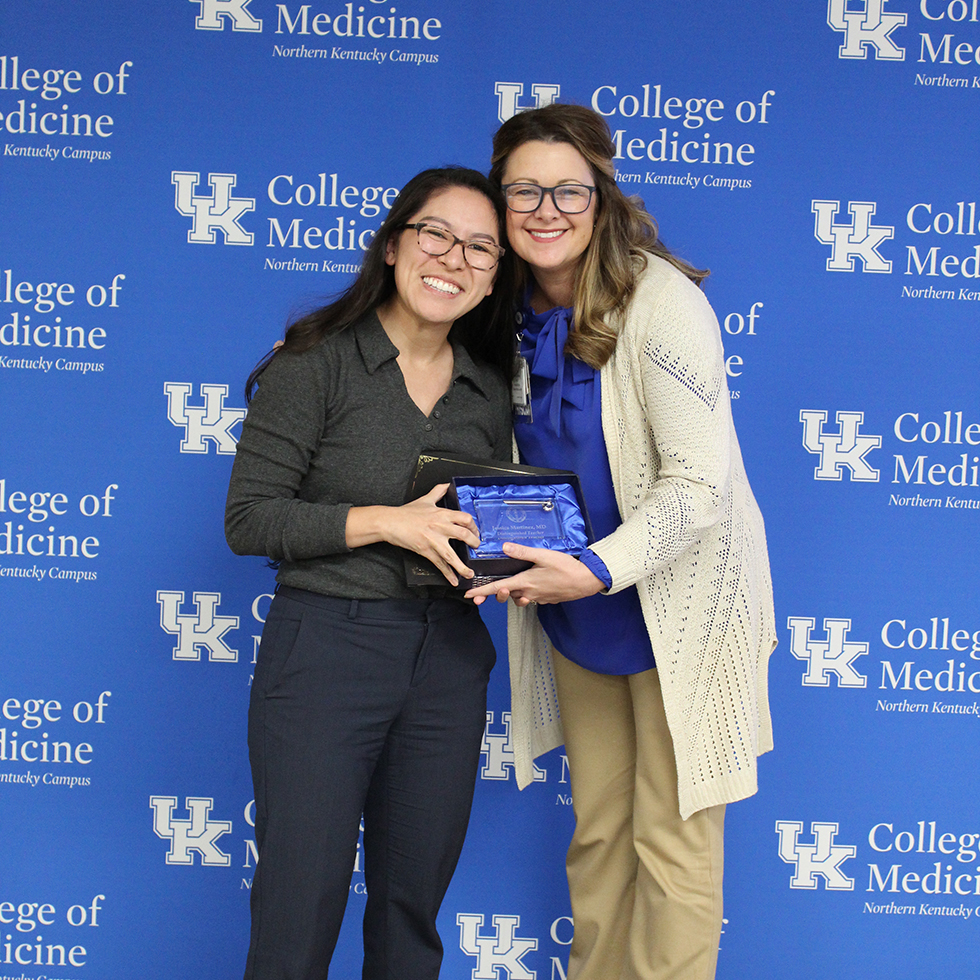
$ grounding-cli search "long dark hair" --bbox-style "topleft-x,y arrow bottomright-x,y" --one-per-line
246,166 -> 515,399
490,103 -> 708,369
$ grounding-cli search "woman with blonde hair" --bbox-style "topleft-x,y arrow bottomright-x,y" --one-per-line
468,104 -> 776,980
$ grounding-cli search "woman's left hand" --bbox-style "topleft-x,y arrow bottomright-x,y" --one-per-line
464,543 -> 606,606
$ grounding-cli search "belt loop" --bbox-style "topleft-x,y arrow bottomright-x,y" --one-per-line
348,599 -> 359,620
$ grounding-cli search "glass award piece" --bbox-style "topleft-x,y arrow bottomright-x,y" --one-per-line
454,482 -> 589,560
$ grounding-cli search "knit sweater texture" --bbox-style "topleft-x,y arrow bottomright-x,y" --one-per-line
507,256 -> 777,819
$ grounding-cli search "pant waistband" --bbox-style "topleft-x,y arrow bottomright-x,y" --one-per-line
275,585 -> 472,622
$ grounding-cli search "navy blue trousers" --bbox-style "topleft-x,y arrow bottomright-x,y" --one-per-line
244,586 -> 496,980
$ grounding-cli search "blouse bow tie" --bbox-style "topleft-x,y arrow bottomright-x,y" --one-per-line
521,306 -> 592,435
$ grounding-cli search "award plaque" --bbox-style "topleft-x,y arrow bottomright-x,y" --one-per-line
447,473 -> 594,583
402,452 -> 594,587
403,452 -> 579,587
453,482 -> 588,560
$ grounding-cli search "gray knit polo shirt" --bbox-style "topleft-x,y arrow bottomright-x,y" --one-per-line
225,312 -> 511,599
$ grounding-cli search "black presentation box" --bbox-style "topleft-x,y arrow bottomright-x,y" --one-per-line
405,450 -> 592,590
403,451 -> 593,587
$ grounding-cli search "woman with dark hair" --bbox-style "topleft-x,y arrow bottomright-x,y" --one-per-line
467,105 -> 776,980
226,166 -> 514,980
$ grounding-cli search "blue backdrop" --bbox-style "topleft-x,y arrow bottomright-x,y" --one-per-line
2,2 -> 979,978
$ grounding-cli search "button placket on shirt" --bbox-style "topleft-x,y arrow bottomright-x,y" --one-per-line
425,389 -> 452,433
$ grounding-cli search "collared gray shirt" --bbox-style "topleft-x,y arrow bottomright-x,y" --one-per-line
225,311 -> 511,599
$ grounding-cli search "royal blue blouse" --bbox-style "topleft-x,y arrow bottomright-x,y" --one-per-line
515,302 -> 655,675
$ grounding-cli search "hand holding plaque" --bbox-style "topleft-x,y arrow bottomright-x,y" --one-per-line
447,474 -> 594,583
403,452 -> 589,587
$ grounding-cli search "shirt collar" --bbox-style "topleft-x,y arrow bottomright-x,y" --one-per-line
448,334 -> 493,399
354,311 -> 400,374
354,311 -> 492,399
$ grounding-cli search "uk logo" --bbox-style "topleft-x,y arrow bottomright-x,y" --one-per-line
495,83 -> 561,123
172,171 -> 255,245
787,617 -> 869,688
157,590 -> 240,662
457,913 -> 538,980
827,0 -> 906,61
776,820 -> 856,891
164,382 -> 246,454
481,711 -> 546,782
189,0 -> 263,32
150,796 -> 233,866
812,200 -> 894,273
800,410 -> 882,482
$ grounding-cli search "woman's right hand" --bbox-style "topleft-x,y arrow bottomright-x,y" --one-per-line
344,483 -> 480,587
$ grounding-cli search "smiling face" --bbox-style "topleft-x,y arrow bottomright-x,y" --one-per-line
382,185 -> 499,335
501,140 -> 597,304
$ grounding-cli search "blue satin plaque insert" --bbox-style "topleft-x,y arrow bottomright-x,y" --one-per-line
453,481 -> 589,560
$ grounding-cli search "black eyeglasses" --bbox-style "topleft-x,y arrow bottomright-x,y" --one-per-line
501,183 -> 596,214
403,222 -> 505,271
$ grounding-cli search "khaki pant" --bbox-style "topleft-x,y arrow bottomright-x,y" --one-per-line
552,652 -> 726,980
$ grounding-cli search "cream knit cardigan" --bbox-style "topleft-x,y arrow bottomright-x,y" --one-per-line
506,255 -> 777,819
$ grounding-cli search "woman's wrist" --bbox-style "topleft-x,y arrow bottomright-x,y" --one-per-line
344,505 -> 390,549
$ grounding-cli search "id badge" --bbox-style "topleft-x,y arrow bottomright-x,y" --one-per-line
512,354 -> 532,423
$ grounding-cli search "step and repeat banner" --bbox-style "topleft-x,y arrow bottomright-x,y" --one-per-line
2,1 -> 978,978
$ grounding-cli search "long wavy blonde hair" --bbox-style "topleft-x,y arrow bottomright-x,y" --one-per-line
490,103 -> 708,369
